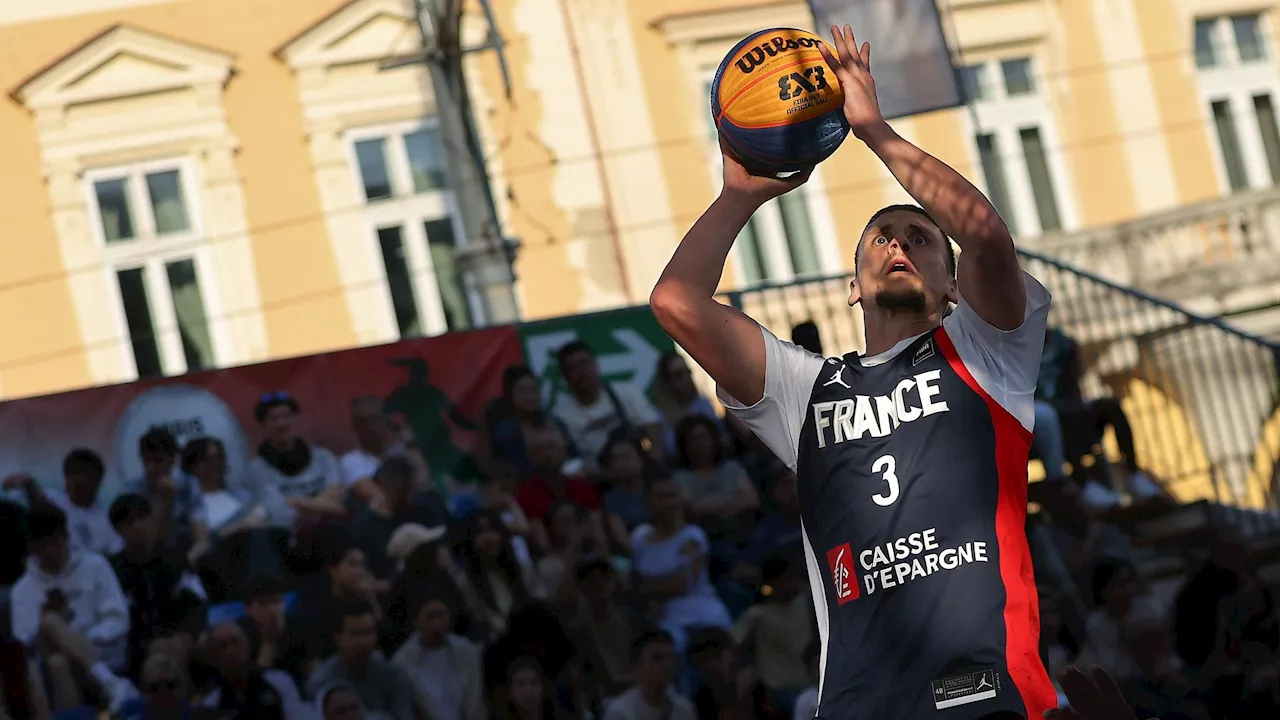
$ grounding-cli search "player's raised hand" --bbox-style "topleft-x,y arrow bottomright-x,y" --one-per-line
817,24 -> 884,140
1043,666 -> 1157,720
719,136 -> 811,200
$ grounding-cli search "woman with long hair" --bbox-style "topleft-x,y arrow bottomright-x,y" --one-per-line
452,509 -> 540,642
488,366 -> 580,476
671,416 -> 759,542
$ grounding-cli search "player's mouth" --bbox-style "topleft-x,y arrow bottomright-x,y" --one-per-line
884,257 -> 917,276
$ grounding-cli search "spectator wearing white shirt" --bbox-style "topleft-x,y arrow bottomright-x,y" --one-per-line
340,396 -> 422,504
2,450 -> 122,557
245,392 -> 345,520
602,631 -> 695,720
550,342 -> 665,474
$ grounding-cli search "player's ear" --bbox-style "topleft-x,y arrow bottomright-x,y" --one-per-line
848,278 -> 861,307
943,276 -> 958,306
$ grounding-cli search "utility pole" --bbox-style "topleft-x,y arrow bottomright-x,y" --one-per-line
389,0 -> 519,325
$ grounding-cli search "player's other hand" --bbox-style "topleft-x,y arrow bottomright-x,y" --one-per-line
719,136 -> 810,202
817,24 -> 886,141
1043,666 -> 1156,720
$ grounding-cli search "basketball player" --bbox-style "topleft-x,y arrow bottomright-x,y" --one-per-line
650,25 -> 1056,720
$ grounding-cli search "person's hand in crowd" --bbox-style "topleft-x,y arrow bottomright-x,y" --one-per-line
1045,666 -> 1155,720
2,472 -> 35,490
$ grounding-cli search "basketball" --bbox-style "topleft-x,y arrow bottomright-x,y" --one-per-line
711,27 -> 849,176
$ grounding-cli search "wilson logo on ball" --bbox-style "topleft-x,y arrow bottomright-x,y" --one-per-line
734,34 -> 824,74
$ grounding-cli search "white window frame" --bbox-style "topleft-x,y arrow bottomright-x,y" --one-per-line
1194,13 -> 1280,192
693,71 -> 842,286
960,55 -> 1079,237
82,158 -> 230,379
346,119 -> 483,338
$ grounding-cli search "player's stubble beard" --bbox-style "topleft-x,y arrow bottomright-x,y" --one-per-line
873,283 -> 930,315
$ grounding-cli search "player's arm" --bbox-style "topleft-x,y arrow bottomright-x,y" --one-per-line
650,144 -> 810,406
819,25 -> 1025,330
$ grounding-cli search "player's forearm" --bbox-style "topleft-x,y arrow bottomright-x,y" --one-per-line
860,122 -> 1013,251
653,191 -> 760,302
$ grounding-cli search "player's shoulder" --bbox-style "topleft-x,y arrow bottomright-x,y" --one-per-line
759,325 -> 828,391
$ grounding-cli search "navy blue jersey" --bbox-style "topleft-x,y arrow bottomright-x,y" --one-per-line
721,273 -> 1056,720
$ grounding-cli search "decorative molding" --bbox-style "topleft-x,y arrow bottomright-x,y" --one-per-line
277,0 -> 421,71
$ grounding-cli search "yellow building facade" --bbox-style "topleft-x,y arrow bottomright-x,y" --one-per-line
0,0 -> 1274,400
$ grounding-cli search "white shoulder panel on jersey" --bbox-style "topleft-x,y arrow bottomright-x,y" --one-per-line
942,270 -> 1052,432
717,325 -> 826,472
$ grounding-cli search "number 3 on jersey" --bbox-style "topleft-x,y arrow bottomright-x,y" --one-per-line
871,454 -> 899,506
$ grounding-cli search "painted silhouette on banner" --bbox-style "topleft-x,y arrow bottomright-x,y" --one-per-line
384,357 -> 481,492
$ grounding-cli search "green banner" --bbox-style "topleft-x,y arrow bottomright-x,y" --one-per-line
518,306 -> 676,407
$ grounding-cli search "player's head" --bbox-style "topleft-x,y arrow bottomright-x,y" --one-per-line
850,204 -> 957,316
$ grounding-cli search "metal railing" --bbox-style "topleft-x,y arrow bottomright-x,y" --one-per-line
718,249 -> 1280,510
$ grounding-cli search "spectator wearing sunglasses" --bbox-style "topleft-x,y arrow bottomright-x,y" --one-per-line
245,392 -> 345,521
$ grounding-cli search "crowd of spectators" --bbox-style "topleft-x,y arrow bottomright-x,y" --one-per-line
0,323 -> 1274,720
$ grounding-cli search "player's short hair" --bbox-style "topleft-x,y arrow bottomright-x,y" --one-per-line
856,204 -> 957,277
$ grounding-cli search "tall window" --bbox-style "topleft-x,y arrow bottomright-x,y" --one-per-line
1194,14 -> 1280,191
701,81 -> 827,285
86,161 -> 218,378
962,55 -> 1069,236
351,122 -> 473,337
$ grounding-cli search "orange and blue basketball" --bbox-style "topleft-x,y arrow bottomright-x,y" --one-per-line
712,28 -> 849,176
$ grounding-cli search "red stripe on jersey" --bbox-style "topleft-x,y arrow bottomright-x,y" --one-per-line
936,328 -> 1056,719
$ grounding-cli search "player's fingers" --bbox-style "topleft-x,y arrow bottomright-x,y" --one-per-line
860,41 -> 872,69
816,41 -> 844,79
830,25 -> 853,68
844,25 -> 860,66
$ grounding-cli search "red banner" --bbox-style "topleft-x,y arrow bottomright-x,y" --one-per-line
0,327 -> 523,495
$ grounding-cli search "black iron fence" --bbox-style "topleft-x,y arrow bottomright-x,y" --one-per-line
718,248 -> 1280,510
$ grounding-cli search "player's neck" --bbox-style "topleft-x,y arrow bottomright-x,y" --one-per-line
861,309 -> 941,357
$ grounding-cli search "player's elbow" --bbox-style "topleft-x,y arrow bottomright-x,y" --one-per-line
649,280 -> 693,334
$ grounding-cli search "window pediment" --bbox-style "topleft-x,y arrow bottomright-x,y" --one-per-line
13,25 -> 234,113
277,0 -> 422,72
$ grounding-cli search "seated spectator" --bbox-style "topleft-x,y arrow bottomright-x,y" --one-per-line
381,540 -> 467,653
1119,612 -> 1212,720
307,600 -> 416,720
119,428 -> 202,557
340,396 -> 425,503
9,505 -> 136,711
1036,328 -> 1159,502
479,466 -> 534,568
731,469 -> 803,586
651,352 -> 721,459
689,627 -> 775,720
1077,560 -> 1163,680
237,574 -> 300,675
483,603 -> 580,710
489,366 -> 580,477
107,493 -> 204,679
393,588 -> 486,720
4,451 -> 122,556
536,501 -> 605,605
0,633 -> 55,720
453,510 -> 538,642
732,557 -> 813,702
790,641 -> 820,720
516,425 -> 606,553
185,436 -> 293,541
115,652 -> 193,720
0,494 -> 29,586
602,630 -> 694,720
351,456 -> 449,584
631,477 -> 731,651
498,656 -> 560,720
318,682 -> 367,720
199,620 -> 309,719
246,391 -> 345,520
567,558 -> 640,705
551,342 -> 665,473
287,538 -> 382,678
1035,478 -> 1134,609
599,437 -> 650,553
671,416 -> 758,542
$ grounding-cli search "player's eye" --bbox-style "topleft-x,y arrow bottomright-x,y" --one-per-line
873,235 -> 888,245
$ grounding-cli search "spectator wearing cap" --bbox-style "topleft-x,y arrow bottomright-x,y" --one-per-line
245,392 -> 345,519
350,456 -> 449,584
3,450 -> 122,557
307,600 -> 416,720
394,588 -> 485,720
9,504 -> 137,712
108,493 -> 205,679
119,428 -> 202,558
199,620 -> 309,720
